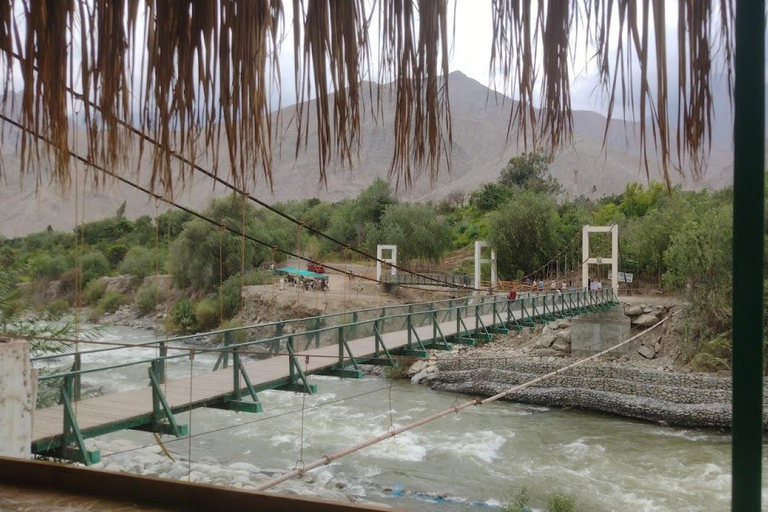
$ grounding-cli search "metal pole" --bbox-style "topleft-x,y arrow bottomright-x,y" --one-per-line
732,1 -> 764,509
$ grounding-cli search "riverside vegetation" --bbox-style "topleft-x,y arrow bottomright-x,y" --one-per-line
0,154 -> 748,372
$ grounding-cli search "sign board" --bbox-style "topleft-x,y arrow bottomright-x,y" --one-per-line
608,271 -> 634,284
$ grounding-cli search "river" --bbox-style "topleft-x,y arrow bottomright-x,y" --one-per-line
35,325 -> 767,511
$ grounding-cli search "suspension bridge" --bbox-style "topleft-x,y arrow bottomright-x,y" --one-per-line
30,289 -> 618,465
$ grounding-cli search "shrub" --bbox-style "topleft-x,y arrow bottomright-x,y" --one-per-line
687,353 -> 730,373
45,298 -> 70,317
31,254 -> 69,281
98,292 -> 125,314
107,243 -> 129,267
214,319 -> 248,345
547,492 -> 576,512
83,279 -> 107,305
136,282 -> 164,316
169,299 -> 198,334
81,251 -> 110,282
195,299 -> 219,332
505,487 -> 530,512
219,276 -> 243,319
119,246 -> 160,280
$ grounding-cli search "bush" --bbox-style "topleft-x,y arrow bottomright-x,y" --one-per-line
169,299 -> 198,334
547,492 -> 576,512
118,246 -> 160,280
45,298 -> 70,317
505,487 -> 530,512
98,292 -> 125,314
31,254 -> 69,281
219,276 -> 243,319
214,319 -> 248,344
195,299 -> 219,332
83,279 -> 107,305
136,282 -> 165,316
688,353 -> 730,373
107,243 -> 129,267
81,250 -> 110,283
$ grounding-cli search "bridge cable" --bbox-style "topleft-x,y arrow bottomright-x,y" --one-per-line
254,310 -> 677,492
0,112 -> 470,296
3,49 -> 474,292
98,385 -> 393,460
188,349 -> 195,482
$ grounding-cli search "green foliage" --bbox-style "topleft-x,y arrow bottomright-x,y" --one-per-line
169,299 -> 198,334
195,299 -> 219,331
106,243 -> 129,267
31,253 -> 69,281
156,210 -> 193,238
498,153 -> 560,195
76,217 -> 134,245
98,292 -> 125,314
81,250 -> 110,283
45,298 -> 70,317
366,203 -> 452,262
218,276 -> 243,319
688,352 -> 731,373
128,215 -> 156,246
547,492 -> 576,512
119,246 -> 161,279
83,278 -> 107,305
488,191 -> 559,279
136,282 -> 165,315
469,183 -> 512,212
505,487 -> 531,512
169,194 -> 293,291
116,201 -> 127,219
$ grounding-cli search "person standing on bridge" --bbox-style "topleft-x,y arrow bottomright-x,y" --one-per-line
507,286 -> 517,302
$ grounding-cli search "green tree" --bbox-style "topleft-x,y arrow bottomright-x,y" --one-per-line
469,183 -> 513,212
366,203 -> 452,262
116,200 -> 127,219
168,195 -> 292,290
498,153 -> 560,195
488,191 -> 559,279
119,246 -> 162,279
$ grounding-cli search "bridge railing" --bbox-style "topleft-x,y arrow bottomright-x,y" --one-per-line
31,289 -> 619,410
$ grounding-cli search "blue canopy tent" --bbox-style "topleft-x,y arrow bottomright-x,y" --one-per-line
276,267 -> 329,280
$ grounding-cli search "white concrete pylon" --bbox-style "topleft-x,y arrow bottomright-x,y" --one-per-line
581,225 -> 619,294
474,240 -> 497,291
376,245 -> 397,282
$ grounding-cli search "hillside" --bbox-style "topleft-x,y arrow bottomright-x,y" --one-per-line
0,71 -> 732,237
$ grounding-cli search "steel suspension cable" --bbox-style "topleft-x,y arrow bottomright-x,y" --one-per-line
254,310 -> 677,492
0,112 -> 468,295
2,48 -> 468,290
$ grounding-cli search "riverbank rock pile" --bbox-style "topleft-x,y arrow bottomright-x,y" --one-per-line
423,357 -> 768,429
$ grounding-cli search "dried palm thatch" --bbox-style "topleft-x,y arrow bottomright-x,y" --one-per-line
0,0 -> 734,196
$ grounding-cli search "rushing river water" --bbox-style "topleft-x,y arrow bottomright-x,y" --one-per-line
36,325 -> 768,511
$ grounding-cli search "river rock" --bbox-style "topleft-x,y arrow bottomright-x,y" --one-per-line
411,369 -> 428,384
624,305 -> 644,316
642,306 -> 653,314
536,333 -> 557,348
556,329 -> 571,342
633,313 -> 661,327
552,338 -> 571,352
638,345 -> 656,359
407,360 -> 426,376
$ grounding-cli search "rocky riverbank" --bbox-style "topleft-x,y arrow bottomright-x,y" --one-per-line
407,303 -> 768,430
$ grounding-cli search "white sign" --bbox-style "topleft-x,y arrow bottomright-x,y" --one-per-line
608,271 -> 634,284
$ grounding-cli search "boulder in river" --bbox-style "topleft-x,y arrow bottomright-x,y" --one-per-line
624,305 -> 644,317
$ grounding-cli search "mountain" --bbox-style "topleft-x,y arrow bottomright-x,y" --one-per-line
0,71 -> 733,237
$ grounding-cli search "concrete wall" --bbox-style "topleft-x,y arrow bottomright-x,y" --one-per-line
0,338 -> 34,458
570,307 -> 631,356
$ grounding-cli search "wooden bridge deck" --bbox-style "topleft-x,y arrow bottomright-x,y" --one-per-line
31,310 -> 501,446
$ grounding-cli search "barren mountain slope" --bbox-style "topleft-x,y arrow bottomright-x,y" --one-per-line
0,71 -> 732,237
